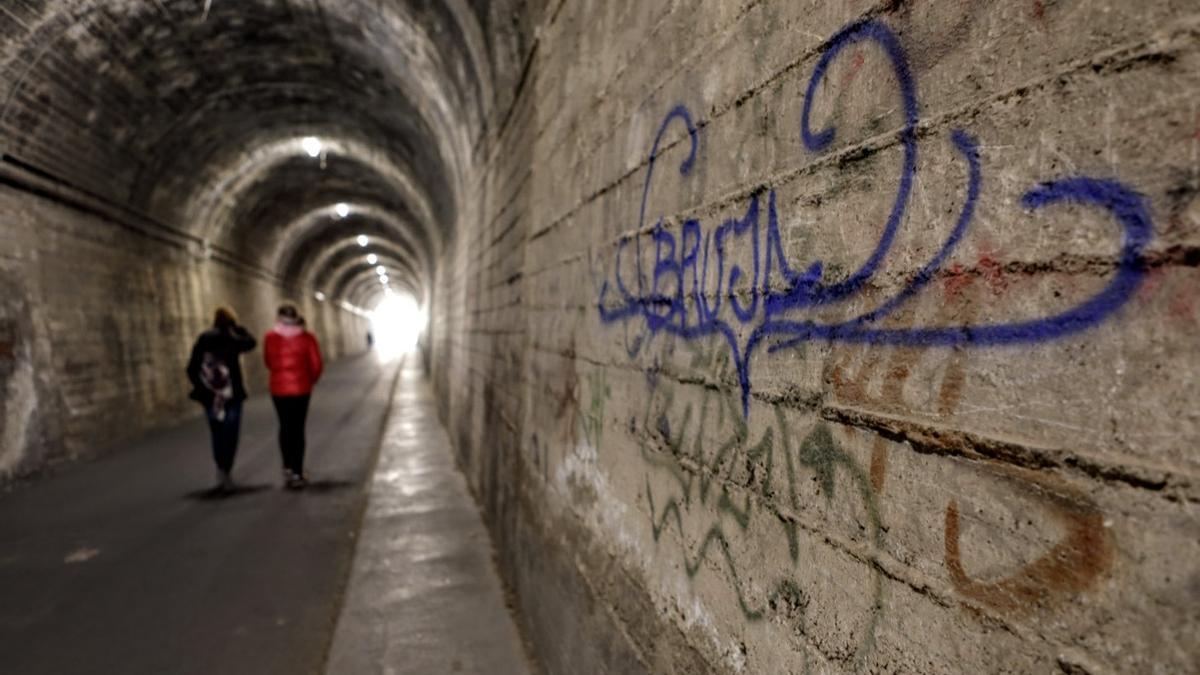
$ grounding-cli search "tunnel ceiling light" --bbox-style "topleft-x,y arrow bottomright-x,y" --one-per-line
375,266 -> 387,275
366,253 -> 378,265
315,291 -> 327,301
379,275 -> 389,284
335,203 -> 350,218
302,136 -> 323,158
357,234 -> 369,247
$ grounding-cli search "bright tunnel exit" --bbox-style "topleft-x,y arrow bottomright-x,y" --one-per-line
371,292 -> 426,360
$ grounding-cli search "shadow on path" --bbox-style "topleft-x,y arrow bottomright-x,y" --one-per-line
183,484 -> 274,501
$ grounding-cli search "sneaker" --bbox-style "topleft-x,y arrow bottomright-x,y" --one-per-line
216,470 -> 234,492
285,472 -> 308,490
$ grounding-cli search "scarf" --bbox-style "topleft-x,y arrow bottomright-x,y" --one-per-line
274,320 -> 304,338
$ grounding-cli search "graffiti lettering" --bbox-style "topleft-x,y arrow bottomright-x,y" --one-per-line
596,19 -> 1154,415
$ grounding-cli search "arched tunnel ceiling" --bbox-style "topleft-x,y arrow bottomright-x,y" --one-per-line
310,241 -> 425,300
0,0 -> 516,306
341,261 -> 420,309
274,205 -> 432,297
323,247 -> 423,300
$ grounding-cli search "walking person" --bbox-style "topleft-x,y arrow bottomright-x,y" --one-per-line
263,304 -> 323,489
186,307 -> 257,492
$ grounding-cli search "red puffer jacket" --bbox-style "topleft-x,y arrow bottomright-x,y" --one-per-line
263,324 -> 323,396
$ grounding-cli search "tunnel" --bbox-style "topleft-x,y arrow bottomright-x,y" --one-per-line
0,1 -> 1197,673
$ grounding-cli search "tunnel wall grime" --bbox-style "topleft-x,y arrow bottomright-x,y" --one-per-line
0,179 -> 369,478
0,0 -> 464,479
430,1 -> 1200,673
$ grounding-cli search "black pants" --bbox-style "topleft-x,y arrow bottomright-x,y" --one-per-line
272,395 -> 311,475
205,400 -> 243,473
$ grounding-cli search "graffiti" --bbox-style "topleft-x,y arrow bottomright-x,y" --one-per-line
637,337 -> 884,668
634,329 -> 1115,667
581,371 -> 609,450
944,465 -> 1112,615
548,353 -> 580,428
829,340 -> 968,493
579,15 -> 1139,669
596,19 -> 1154,415
827,279 -> 1112,616
828,288 -> 976,492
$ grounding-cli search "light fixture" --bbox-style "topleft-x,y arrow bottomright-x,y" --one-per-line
335,203 -> 349,218
357,234 -> 368,247
379,275 -> 389,284
315,291 -> 326,301
302,136 -> 322,158
375,266 -> 386,275
366,253 -> 378,265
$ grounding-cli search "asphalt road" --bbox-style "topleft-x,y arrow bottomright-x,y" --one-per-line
0,352 -> 400,675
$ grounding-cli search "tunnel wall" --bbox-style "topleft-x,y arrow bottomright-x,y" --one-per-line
432,1 -> 1200,673
0,179 -> 369,478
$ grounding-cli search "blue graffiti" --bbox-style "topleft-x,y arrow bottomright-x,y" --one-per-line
596,19 -> 1153,415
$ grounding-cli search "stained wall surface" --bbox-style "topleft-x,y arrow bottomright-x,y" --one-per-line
432,1 -> 1200,673
0,0 -> 1196,673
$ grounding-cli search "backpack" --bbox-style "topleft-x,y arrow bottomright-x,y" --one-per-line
197,351 -> 234,420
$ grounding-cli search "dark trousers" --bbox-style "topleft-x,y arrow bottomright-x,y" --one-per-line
272,395 -> 311,475
205,400 -> 243,473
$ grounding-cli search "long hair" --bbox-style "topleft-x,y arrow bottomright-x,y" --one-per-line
213,306 -> 238,329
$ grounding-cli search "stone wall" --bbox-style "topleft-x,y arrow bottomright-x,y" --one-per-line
433,1 -> 1200,672
0,177 -> 369,478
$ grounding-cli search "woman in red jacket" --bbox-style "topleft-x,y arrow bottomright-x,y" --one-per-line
263,304 -> 323,489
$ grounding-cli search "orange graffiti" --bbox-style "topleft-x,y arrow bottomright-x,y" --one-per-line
828,300 -> 972,493
944,466 -> 1112,615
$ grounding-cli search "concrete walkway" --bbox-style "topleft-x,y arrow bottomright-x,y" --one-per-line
326,360 -> 532,675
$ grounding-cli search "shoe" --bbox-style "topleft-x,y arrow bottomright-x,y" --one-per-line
216,470 -> 234,492
285,472 -> 308,490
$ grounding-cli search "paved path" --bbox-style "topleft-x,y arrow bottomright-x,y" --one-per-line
0,353 -> 400,675
326,360 -> 532,675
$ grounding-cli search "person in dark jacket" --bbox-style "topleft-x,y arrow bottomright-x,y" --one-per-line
187,307 -> 257,491
263,304 -> 323,489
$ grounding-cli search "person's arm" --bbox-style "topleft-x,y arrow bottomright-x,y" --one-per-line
185,339 -> 204,390
229,324 -> 256,353
307,335 -> 324,384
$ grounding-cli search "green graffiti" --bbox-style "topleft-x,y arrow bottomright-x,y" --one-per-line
581,371 -> 610,450
637,336 -> 885,670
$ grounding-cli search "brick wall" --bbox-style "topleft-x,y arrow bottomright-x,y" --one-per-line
433,1 -> 1200,672
0,0 -> 1194,670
